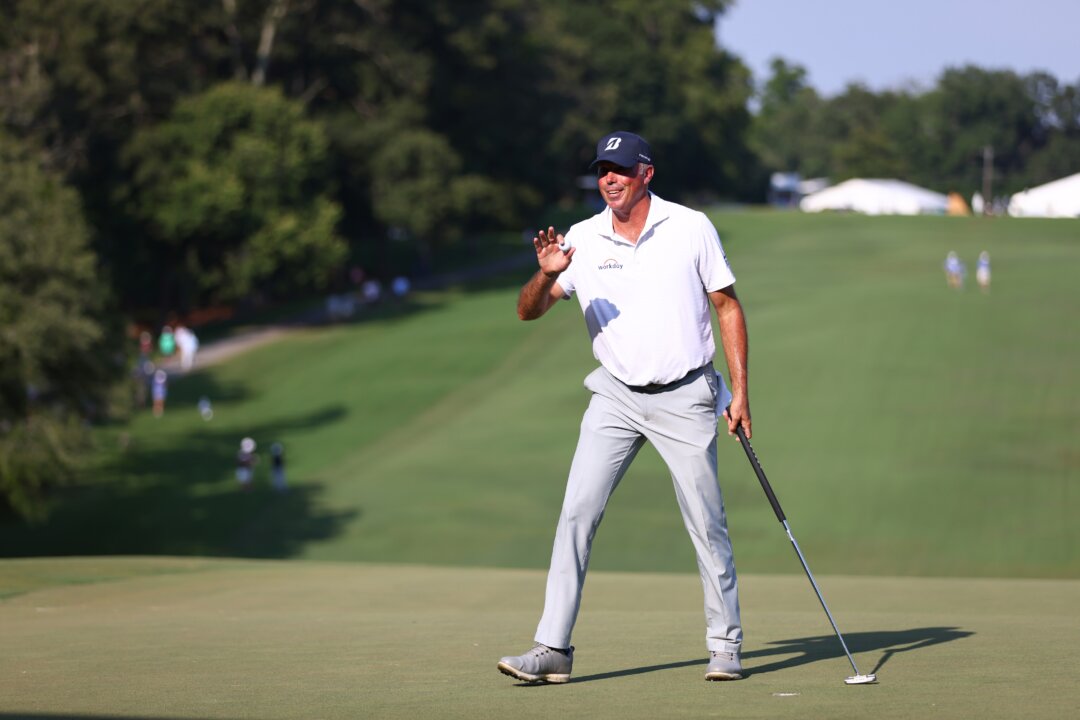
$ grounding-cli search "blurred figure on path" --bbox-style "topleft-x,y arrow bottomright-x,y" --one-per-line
270,442 -> 287,493
151,369 -> 168,417
131,359 -> 149,408
175,324 -> 199,371
139,331 -> 153,357
158,325 -> 176,357
361,278 -> 382,304
198,396 -> 214,421
944,251 -> 965,290
326,293 -> 356,321
236,437 -> 257,491
391,276 -> 411,300
133,332 -> 155,408
349,265 -> 366,287
976,251 -> 991,293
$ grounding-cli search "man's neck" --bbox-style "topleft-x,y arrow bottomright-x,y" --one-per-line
611,194 -> 651,244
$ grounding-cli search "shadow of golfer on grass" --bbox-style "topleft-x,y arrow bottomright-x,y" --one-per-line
743,626 -> 973,677
551,626 -> 971,684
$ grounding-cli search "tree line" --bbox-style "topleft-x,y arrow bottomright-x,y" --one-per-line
752,58 -> 1080,199
1,0 -> 1077,518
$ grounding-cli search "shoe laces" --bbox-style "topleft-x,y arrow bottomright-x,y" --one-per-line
528,643 -> 569,657
710,650 -> 735,661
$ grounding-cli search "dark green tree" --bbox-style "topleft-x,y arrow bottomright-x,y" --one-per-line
541,0 -> 752,201
1025,132 -> 1080,187
120,82 -> 348,309
0,134 -> 120,520
1024,74 -> 1080,186
0,0 -> 238,312
821,85 -> 909,181
4,0 -> 759,307
749,58 -> 823,175
924,66 -> 1041,196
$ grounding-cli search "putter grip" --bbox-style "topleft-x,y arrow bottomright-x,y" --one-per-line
734,424 -> 787,524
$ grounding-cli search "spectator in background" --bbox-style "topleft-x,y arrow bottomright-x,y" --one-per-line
158,325 -> 176,357
391,276 -> 411,300
139,331 -> 154,357
270,442 -> 287,493
174,324 -> 199,372
976,251 -> 991,294
151,369 -> 168,417
236,437 -> 257,491
944,251 -> 965,290
349,265 -> 366,287
131,358 -> 149,408
326,293 -> 356,321
361,278 -> 382,304
133,332 -> 155,408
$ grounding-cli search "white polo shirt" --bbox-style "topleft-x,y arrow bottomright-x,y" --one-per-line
556,193 -> 736,386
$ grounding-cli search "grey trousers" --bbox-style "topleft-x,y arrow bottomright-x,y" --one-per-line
534,365 -> 743,654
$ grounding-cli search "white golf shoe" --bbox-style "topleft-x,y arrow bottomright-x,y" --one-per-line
497,643 -> 574,684
705,650 -> 743,681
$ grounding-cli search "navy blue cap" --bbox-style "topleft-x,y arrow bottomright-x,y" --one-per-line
589,131 -> 653,169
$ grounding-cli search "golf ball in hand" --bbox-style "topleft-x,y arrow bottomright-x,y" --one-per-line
558,237 -> 572,252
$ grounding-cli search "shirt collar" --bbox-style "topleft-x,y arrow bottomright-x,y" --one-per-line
592,192 -> 670,242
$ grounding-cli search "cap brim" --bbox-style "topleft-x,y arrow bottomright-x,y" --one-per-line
590,153 -> 637,169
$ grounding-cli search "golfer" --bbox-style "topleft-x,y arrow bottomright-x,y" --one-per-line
498,131 -> 751,684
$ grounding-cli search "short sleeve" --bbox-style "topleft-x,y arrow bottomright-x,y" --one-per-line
697,213 -> 736,292
556,228 -> 579,298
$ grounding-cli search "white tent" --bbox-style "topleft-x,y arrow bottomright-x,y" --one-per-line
800,179 -> 948,216
1007,173 -> 1080,218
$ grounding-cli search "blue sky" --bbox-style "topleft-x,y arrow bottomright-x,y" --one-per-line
716,0 -> 1079,96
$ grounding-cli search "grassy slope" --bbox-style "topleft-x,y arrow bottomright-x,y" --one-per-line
2,558 -> 1079,720
711,212 -> 1080,577
1,212 -> 1076,578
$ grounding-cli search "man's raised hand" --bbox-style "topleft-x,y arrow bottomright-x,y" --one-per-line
534,226 -> 573,277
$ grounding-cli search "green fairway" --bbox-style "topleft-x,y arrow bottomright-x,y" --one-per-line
2,213 -> 1078,718
2,557 -> 1079,720
1,212 -> 1077,579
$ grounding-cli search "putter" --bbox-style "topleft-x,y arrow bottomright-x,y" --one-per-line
731,420 -> 877,685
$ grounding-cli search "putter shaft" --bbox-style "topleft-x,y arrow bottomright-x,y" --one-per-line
733,423 -> 874,683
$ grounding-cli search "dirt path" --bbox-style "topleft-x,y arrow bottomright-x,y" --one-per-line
158,325 -> 294,375
158,250 -> 536,376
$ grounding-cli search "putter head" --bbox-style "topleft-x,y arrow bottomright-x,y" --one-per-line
844,674 -> 877,685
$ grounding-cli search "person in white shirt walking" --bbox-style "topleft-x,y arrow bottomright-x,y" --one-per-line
174,324 -> 200,372
498,131 -> 752,684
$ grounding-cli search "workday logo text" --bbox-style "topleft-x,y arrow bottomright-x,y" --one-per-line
598,258 -> 623,270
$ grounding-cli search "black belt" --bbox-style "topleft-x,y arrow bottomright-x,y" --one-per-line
625,364 -> 709,393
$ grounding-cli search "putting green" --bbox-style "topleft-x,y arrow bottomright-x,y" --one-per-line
2,557 -> 1078,719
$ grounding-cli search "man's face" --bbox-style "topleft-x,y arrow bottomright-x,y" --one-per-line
595,161 -> 652,216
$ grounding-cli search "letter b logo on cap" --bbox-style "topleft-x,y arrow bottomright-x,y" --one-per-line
604,137 -> 622,151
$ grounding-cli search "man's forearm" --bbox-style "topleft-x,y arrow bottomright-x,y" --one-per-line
517,270 -> 559,321
718,305 -> 748,401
